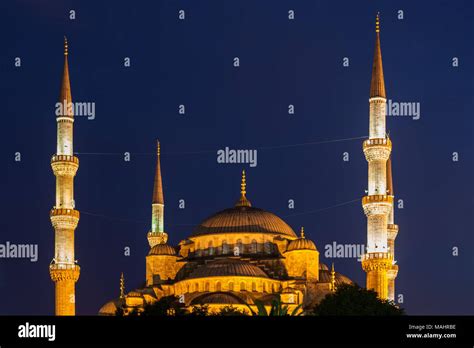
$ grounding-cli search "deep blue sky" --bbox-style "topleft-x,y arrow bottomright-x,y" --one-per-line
0,0 -> 472,315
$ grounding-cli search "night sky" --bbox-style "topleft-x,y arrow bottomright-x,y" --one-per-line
0,0 -> 472,315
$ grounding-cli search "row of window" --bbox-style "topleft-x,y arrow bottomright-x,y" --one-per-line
176,281 -> 281,294
193,240 -> 275,256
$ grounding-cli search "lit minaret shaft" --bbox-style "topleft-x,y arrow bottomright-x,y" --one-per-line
386,158 -> 399,301
49,37 -> 80,315
147,140 -> 168,247
361,14 -> 393,300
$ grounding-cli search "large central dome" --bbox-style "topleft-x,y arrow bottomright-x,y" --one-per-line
191,205 -> 297,237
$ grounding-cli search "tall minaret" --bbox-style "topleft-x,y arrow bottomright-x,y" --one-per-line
147,140 -> 168,247
49,37 -> 80,315
386,157 -> 399,301
361,14 -> 393,300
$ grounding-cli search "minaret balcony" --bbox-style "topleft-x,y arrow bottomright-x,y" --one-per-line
51,154 -> 79,164
51,155 -> 79,176
387,224 -> 399,240
50,208 -> 80,230
362,195 -> 393,216
361,252 -> 393,272
363,138 -> 391,161
50,208 -> 80,218
50,263 -> 80,282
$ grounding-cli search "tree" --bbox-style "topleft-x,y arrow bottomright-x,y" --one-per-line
140,295 -> 188,316
313,283 -> 404,316
215,305 -> 248,316
247,295 -> 302,316
188,305 -> 209,316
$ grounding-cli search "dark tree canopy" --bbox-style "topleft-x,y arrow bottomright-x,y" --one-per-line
313,284 -> 405,316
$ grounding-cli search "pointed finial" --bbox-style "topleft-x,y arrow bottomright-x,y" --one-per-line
300,227 -> 305,238
120,272 -> 125,298
375,12 -> 380,33
330,263 -> 336,292
64,36 -> 68,56
157,140 -> 160,156
241,170 -> 246,196
235,169 -> 251,207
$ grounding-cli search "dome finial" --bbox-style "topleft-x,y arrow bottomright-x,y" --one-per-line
157,139 -> 160,156
300,226 -> 305,238
119,272 -> 125,298
241,169 -> 246,196
64,36 -> 68,56
375,12 -> 380,33
235,169 -> 251,207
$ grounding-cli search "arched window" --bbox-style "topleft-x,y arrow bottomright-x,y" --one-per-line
228,282 -> 234,291
205,282 -> 210,292
194,283 -> 199,292
252,282 -> 257,292
264,241 -> 272,254
216,282 -> 222,291
186,284 -> 190,293
240,282 -> 246,291
262,283 -> 267,293
251,239 -> 257,253
236,239 -> 243,255
208,241 -> 214,256
222,240 -> 229,254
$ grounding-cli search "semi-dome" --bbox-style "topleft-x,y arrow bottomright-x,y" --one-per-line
188,259 -> 268,279
148,243 -> 176,256
191,292 -> 245,305
286,227 -> 317,251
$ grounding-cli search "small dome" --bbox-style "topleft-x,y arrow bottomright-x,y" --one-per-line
188,259 -> 268,279
98,299 -> 120,316
319,270 -> 352,285
286,238 -> 317,252
286,227 -> 317,251
148,243 -> 176,256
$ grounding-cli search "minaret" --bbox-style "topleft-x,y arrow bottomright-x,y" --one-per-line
49,37 -> 80,315
386,157 -> 399,301
147,140 -> 168,247
361,14 -> 393,300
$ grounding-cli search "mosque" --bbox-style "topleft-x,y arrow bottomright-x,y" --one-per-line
49,14 -> 398,316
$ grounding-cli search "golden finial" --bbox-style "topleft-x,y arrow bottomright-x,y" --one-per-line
120,272 -> 125,298
157,140 -> 160,156
375,12 -> 380,33
64,36 -> 68,56
330,263 -> 336,292
241,170 -> 246,196
300,227 -> 305,238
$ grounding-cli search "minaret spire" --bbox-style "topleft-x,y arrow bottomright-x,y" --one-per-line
119,272 -> 125,299
300,227 -> 305,238
370,13 -> 386,98
152,140 -> 164,204
50,37 -> 80,315
148,140 -> 168,247
235,170 -> 251,207
330,263 -> 336,292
